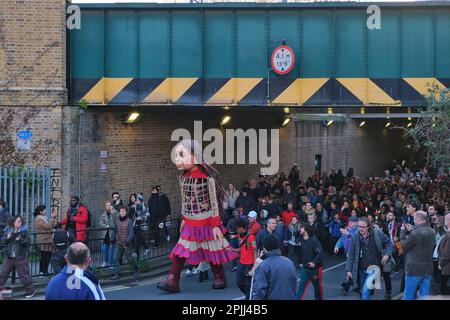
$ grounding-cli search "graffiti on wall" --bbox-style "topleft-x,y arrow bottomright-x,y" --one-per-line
51,168 -> 62,219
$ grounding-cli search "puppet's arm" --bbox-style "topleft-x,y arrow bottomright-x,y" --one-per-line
208,178 -> 222,228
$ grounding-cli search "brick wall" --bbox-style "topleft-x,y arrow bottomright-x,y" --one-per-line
278,118 -> 413,180
0,0 -> 69,218
0,0 -> 67,106
73,109 -> 413,223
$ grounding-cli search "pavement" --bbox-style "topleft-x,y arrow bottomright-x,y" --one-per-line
20,253 -> 403,300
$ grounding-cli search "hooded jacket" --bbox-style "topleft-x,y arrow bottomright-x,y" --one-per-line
61,204 -> 89,242
335,226 -> 358,254
45,265 -> 106,300
250,249 -> 297,300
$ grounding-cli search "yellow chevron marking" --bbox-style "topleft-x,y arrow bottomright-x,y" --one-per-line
337,78 -> 400,105
206,79 -> 235,104
104,78 -> 133,103
144,78 -> 198,103
403,78 -> 447,96
82,78 -> 105,104
144,78 -> 170,103
170,78 -> 198,102
82,78 -> 133,104
236,78 -> 263,102
206,78 -> 263,104
272,78 -> 329,105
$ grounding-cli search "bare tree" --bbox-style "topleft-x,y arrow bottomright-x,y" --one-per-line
402,84 -> 450,172
0,36 -> 60,166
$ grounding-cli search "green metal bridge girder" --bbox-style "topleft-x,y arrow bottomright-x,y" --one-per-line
69,2 -> 450,106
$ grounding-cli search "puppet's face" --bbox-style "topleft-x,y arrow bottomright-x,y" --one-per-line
174,144 -> 195,171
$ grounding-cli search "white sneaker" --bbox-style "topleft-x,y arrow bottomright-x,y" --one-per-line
24,291 -> 37,299
185,269 -> 192,276
192,268 -> 200,275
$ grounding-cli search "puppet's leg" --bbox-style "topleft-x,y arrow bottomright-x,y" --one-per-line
210,264 -> 227,289
157,255 -> 185,293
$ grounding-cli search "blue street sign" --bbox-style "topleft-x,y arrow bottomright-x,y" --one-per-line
17,130 -> 33,139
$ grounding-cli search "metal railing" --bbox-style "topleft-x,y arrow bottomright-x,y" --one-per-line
0,219 -> 181,282
0,166 -> 52,232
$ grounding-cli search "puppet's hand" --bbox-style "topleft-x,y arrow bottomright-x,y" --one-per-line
213,227 -> 224,247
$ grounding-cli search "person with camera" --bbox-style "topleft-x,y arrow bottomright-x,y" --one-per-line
0,215 -> 36,298
60,196 -> 89,244
295,224 -> 324,300
129,194 -> 150,259
34,205 -> 57,277
112,192 -> 124,212
110,206 -> 139,282
45,242 -> 105,300
345,217 -> 393,300
400,210 -> 436,300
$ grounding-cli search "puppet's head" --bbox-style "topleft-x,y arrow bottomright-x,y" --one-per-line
172,139 -> 203,171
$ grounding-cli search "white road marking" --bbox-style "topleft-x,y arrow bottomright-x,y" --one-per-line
27,260 -> 348,300
322,261 -> 346,273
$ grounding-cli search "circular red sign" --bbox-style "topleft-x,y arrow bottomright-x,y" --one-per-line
271,45 -> 295,75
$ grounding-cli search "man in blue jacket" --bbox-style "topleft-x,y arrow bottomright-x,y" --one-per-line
45,242 -> 105,300
250,234 -> 297,300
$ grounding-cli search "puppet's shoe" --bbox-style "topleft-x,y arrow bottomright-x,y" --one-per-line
211,265 -> 227,289
156,274 -> 180,293
212,278 -> 227,289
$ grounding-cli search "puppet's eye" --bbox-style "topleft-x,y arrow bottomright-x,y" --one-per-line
179,151 -> 184,157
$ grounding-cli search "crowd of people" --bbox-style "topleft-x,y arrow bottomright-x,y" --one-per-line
0,160 -> 449,301
218,162 -> 450,300
0,185 -> 173,299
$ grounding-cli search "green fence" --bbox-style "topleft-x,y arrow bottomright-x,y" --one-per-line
0,166 -> 51,232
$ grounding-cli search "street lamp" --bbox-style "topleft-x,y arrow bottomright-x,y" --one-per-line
125,112 -> 140,124
281,116 -> 291,127
220,115 -> 231,126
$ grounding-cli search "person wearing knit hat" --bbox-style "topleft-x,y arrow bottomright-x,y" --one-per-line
334,216 -> 360,256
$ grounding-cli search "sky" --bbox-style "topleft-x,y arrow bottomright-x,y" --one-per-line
72,0 -> 437,3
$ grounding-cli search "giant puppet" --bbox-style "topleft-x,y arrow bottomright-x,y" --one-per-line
157,139 -> 238,293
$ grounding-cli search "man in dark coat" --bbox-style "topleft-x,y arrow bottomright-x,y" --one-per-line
148,185 -> 171,248
345,217 -> 393,300
235,188 -> 257,215
400,210 -> 436,300
250,234 -> 297,300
